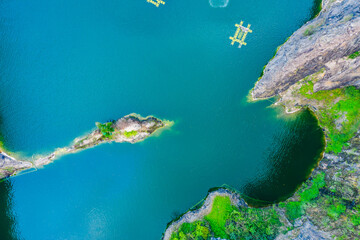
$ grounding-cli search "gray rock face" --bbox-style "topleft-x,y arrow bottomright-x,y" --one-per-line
0,152 -> 32,178
314,56 -> 360,92
276,219 -> 332,240
252,0 -> 360,99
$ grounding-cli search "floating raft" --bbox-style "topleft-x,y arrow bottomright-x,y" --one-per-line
147,0 -> 165,7
229,21 -> 252,48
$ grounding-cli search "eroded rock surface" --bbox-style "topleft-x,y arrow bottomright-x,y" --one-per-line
252,0 -> 360,99
276,219 -> 332,240
0,152 -> 32,179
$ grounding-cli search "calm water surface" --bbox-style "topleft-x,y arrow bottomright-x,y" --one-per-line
0,1 -> 324,239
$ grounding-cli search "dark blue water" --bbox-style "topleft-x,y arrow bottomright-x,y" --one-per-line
0,1 -> 324,239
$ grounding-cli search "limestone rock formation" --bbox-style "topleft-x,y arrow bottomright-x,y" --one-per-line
252,0 -> 360,99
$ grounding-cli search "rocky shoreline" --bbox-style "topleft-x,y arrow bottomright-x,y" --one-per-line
163,0 -> 360,239
252,0 -> 360,100
163,135 -> 360,239
162,188 -> 246,240
0,114 -> 171,180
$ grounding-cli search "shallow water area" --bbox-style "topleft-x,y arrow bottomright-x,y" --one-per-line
209,0 -> 230,8
0,0 -> 324,239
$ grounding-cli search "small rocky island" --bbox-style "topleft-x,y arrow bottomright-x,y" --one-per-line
0,114 -> 171,180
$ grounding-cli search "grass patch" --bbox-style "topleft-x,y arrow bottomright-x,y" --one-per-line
299,185 -> 320,202
204,196 -> 234,238
327,203 -> 346,220
170,195 -> 281,240
226,207 -> 281,239
348,51 -> 360,59
303,25 -> 316,36
350,206 -> 360,226
170,221 -> 210,240
281,173 -> 326,221
124,130 -> 138,138
299,172 -> 326,202
285,201 -> 304,221
299,80 -> 360,153
324,196 -> 347,220
179,222 -> 196,234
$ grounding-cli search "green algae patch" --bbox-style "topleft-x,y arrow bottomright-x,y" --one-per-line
298,81 -> 360,153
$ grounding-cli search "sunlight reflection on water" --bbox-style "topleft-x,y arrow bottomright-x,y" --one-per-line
209,0 -> 229,8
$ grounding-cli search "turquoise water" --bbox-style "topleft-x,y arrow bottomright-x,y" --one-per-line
0,0 -> 325,239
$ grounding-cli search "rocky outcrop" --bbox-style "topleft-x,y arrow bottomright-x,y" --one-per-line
0,114 -> 171,180
162,188 -> 245,240
252,0 -> 360,99
163,135 -> 360,239
0,151 -> 32,179
275,218 -> 332,240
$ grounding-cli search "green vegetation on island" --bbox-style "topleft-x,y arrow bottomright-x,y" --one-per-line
303,25 -> 316,36
167,68 -> 360,239
168,162 -> 360,239
0,114 -> 169,181
279,167 -> 360,239
167,1 -> 360,237
96,121 -> 115,138
298,73 -> 360,153
96,121 -> 139,139
170,196 -> 282,240
204,196 -> 234,238
124,130 -> 138,138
